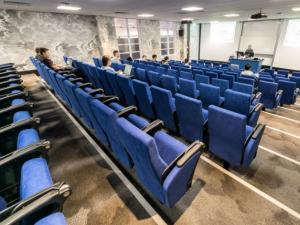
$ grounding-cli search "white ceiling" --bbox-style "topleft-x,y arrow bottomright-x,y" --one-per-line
0,0 -> 300,22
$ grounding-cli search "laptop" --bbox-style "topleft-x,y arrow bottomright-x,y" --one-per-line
123,64 -> 132,76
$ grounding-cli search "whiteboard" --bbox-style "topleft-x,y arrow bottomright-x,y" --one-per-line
239,20 -> 281,55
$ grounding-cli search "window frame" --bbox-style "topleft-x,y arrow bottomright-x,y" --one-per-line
160,21 -> 176,56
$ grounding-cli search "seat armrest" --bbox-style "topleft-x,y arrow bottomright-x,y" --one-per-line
63,74 -> 76,78
0,102 -> 33,116
117,106 -> 137,117
0,140 -> 50,168
78,82 -> 93,89
69,78 -> 83,83
249,103 -> 263,116
0,79 -> 22,88
142,120 -> 164,135
255,92 -> 262,99
88,88 -> 104,96
0,71 -> 17,76
244,123 -> 265,146
0,91 -> 28,104
160,141 -> 204,183
276,89 -> 283,97
0,117 -> 40,137
0,84 -> 23,94
96,96 -> 119,104
0,182 -> 71,224
295,88 -> 300,94
0,75 -> 21,82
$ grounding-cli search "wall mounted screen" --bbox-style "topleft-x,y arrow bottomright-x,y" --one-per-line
284,19 -> 300,47
210,22 -> 236,44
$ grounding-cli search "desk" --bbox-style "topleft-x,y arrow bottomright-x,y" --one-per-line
229,58 -> 263,73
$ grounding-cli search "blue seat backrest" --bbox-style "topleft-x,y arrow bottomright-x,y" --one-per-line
199,83 -> 221,108
90,100 -> 133,167
180,71 -> 193,80
136,68 -> 148,82
195,74 -> 209,88
180,67 -> 191,73
88,65 -> 103,89
224,89 -> 251,116
193,69 -> 204,76
161,75 -> 178,94
175,93 -> 205,141
219,74 -> 234,88
292,72 -> 300,78
179,78 -> 197,98
95,68 -> 113,95
116,118 -> 166,203
167,69 -> 179,80
277,70 -> 289,77
147,64 -> 156,72
212,78 -> 229,97
132,79 -> 155,119
258,81 -> 278,108
205,71 -> 218,82
106,71 -> 125,103
237,77 -> 254,86
232,82 -> 253,95
150,85 -> 176,131
260,77 -> 274,83
148,71 -> 161,86
156,66 -> 167,75
290,76 -> 300,88
208,105 -> 247,166
278,80 -> 296,104
116,75 -> 137,106
226,71 -> 239,81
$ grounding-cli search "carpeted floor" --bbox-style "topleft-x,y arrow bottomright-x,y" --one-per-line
22,74 -> 300,225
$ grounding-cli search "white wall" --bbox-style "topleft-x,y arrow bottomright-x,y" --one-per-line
273,19 -> 300,70
199,22 -> 242,62
189,23 -> 200,60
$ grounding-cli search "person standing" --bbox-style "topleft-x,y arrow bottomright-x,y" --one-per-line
245,45 -> 254,58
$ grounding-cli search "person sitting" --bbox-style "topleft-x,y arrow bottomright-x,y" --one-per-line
101,55 -> 116,73
141,55 -> 147,61
241,64 -> 258,78
184,58 -> 189,65
126,56 -> 133,62
164,56 -> 169,63
40,48 -> 64,71
35,47 -> 44,61
152,54 -> 158,62
111,50 -> 121,64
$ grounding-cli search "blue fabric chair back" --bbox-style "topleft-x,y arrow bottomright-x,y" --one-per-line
224,90 -> 251,116
161,75 -> 178,94
179,78 -> 198,98
219,74 -> 234,88
156,66 -> 167,75
290,76 -> 300,88
116,75 -> 137,106
180,71 -> 193,80
237,77 -> 254,86
95,68 -> 113,94
195,74 -> 209,89
232,82 -> 253,95
212,78 -> 229,97
167,69 -> 179,80
258,81 -> 278,109
205,71 -> 218,83
105,71 -> 125,104
278,80 -> 297,105
199,83 -> 222,109
148,71 -> 161,86
136,68 -> 148,82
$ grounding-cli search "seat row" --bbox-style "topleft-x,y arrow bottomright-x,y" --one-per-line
71,58 -> 265,169
0,63 -> 70,225
31,57 -> 204,208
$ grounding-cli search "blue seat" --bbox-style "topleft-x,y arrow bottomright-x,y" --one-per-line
237,77 -> 255,86
88,65 -> 103,89
290,76 -> 300,89
156,66 -> 167,75
292,72 -> 300,78
96,68 -> 113,95
136,68 -> 148,82
260,77 -> 274,83
180,71 -> 193,80
224,90 -> 262,127
233,82 -> 262,105
161,75 -> 178,95
198,83 -> 224,109
93,57 -> 102,68
208,105 -> 265,167
148,71 -> 161,86
175,93 -> 208,142
179,78 -> 200,98
211,78 -> 229,97
105,71 -> 125,104
193,69 -> 204,76
167,69 -> 179,81
258,81 -> 282,109
116,117 -> 202,207
278,80 -> 298,105
147,64 -> 156,72
225,71 -> 239,81
150,86 -> 177,131
116,75 -> 137,106
132,80 -> 156,119
34,212 -> 67,225
219,74 -> 234,88
277,70 -> 289,77
195,74 -> 209,89
205,71 -> 218,83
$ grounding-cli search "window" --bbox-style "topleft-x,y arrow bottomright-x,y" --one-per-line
210,21 -> 236,44
160,21 -> 176,56
284,19 -> 300,47
114,18 -> 141,59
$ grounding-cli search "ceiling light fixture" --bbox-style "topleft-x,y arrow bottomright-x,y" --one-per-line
292,7 -> 300,12
138,14 -> 154,18
224,13 -> 240,17
57,5 -> 81,11
181,6 -> 204,12
182,18 -> 194,21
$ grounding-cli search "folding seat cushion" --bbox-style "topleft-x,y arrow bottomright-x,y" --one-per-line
180,71 -> 193,80
17,128 -> 40,149
195,74 -> 209,89
132,80 -> 156,119
237,77 -> 255,86
20,158 -> 53,200
198,83 -> 224,109
211,78 -> 229,97
148,71 -> 161,86
219,74 -> 234,88
258,81 -> 282,109
278,80 -> 298,105
150,86 -> 177,132
224,90 -> 262,127
175,93 -> 208,141
161,75 -> 178,95
136,68 -> 148,82
105,71 -> 125,104
96,68 -> 113,95
116,75 -> 137,106
34,212 -> 67,225
179,78 -> 200,98
0,196 -> 6,211
116,117 -> 202,207
208,105 -> 265,167
156,66 -> 167,75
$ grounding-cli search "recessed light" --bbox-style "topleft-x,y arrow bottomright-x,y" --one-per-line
210,21 -> 219,24
57,5 -> 81,11
181,6 -> 204,12
138,14 -> 154,18
292,7 -> 300,12
224,13 -> 240,17
182,18 -> 194,21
